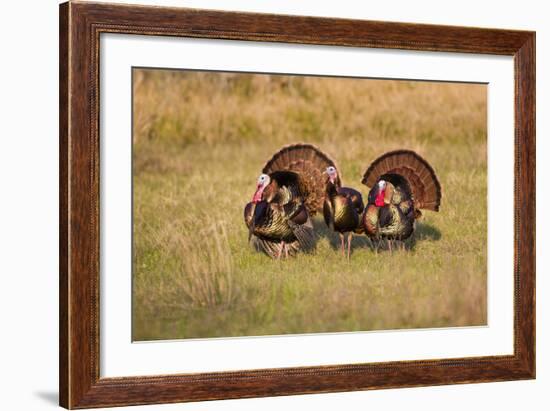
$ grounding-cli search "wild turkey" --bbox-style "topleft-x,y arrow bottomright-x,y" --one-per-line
361,150 -> 441,251
323,166 -> 365,259
244,143 -> 338,259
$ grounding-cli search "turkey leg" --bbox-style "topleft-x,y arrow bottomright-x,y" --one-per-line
276,242 -> 285,260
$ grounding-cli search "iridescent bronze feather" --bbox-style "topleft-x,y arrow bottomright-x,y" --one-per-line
362,150 -> 441,212
263,143 -> 340,215
323,166 -> 364,259
361,150 -> 441,248
245,143 -> 337,259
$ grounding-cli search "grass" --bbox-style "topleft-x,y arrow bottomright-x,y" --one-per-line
132,69 -> 487,341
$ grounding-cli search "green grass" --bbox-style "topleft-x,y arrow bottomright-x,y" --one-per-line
132,70 -> 487,341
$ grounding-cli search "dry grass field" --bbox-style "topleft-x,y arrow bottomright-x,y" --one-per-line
132,69 -> 487,341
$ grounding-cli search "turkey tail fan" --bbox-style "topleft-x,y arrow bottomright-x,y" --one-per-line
361,150 -> 442,211
263,143 -> 339,214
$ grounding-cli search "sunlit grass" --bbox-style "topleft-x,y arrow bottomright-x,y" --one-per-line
132,69 -> 487,341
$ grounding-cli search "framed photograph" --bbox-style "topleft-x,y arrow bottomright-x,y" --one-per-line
59,2 -> 535,408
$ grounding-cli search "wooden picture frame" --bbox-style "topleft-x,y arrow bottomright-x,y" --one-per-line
59,1 -> 535,408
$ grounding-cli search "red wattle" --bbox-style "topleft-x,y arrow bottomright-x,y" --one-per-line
375,190 -> 385,207
252,185 -> 264,203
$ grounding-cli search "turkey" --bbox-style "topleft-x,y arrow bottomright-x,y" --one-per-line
361,150 -> 441,251
323,166 -> 365,260
244,143 -> 338,259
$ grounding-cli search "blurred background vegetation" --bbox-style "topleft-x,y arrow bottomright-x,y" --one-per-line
132,69 -> 487,341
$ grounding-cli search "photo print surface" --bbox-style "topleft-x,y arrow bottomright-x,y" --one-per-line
132,68 -> 487,341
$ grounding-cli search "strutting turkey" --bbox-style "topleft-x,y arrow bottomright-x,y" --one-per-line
323,166 -> 365,260
361,150 -> 441,251
244,143 -> 338,259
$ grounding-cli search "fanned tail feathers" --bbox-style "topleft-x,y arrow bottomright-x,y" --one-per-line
263,143 -> 339,215
361,150 -> 441,211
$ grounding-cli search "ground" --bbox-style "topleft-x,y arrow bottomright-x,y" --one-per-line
132,69 -> 487,341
